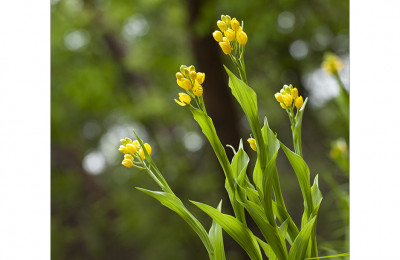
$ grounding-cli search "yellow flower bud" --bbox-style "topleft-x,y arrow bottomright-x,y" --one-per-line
140,143 -> 152,160
176,72 -> 184,80
236,29 -> 247,45
180,65 -> 187,75
118,145 -> 128,154
219,39 -> 232,55
247,138 -> 257,151
124,154 -> 134,161
217,20 -> 227,31
280,102 -> 286,109
295,96 -> 303,109
283,84 -> 291,94
224,15 -> 231,25
291,88 -> 298,100
282,94 -> 293,107
188,65 -> 196,72
177,78 -> 192,90
213,31 -> 223,42
192,84 -> 203,97
190,71 -> 197,81
196,72 -> 205,84
122,158 -> 134,168
174,93 -> 191,106
275,93 -> 283,103
231,18 -> 240,31
224,29 -> 235,42
126,143 -> 139,154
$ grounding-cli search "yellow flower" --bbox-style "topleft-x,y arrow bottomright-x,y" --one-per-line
322,53 -> 344,74
231,18 -> 240,31
196,72 -> 205,84
282,94 -> 293,107
275,93 -> 283,103
193,84 -> 203,97
118,145 -> 128,154
222,15 -> 231,25
176,72 -> 183,81
291,88 -> 298,100
124,154 -> 134,161
219,38 -> 232,55
295,96 -> 303,109
177,78 -> 192,90
224,29 -> 235,42
217,20 -> 227,31
190,71 -> 197,81
236,29 -> 247,46
213,31 -> 223,42
188,65 -> 195,72
280,102 -> 286,109
247,138 -> 257,151
139,143 -> 152,160
126,141 -> 140,154
180,65 -> 189,77
122,158 -> 134,168
175,93 -> 191,106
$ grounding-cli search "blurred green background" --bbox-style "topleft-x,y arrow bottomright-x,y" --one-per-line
51,0 -> 349,259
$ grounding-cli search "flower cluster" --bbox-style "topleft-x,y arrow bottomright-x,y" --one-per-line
322,53 -> 344,74
174,65 -> 206,111
213,15 -> 247,55
274,84 -> 303,110
118,137 -> 152,168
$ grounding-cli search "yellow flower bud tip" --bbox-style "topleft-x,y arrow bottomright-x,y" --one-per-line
322,53 -> 344,74
126,143 -> 139,154
291,88 -> 298,100
212,31 -> 223,42
196,72 -> 205,84
175,93 -> 191,106
139,143 -> 152,160
193,84 -> 203,97
275,93 -> 283,103
176,72 -> 184,81
282,94 -> 293,107
177,78 -> 192,90
280,102 -> 286,109
124,154 -> 134,161
224,29 -> 235,42
231,18 -> 240,31
295,96 -> 304,109
283,85 -> 291,93
225,15 -> 231,25
247,138 -> 257,151
118,145 -> 128,154
217,20 -> 228,31
219,41 -> 232,55
188,65 -> 196,72
122,159 -> 134,168
236,29 -> 247,46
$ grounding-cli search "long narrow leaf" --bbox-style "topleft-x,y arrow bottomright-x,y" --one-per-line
136,188 -> 213,255
289,216 -> 317,260
209,201 -> 226,260
191,201 -> 263,260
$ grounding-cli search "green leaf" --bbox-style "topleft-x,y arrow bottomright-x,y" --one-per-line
188,107 -> 235,190
280,141 -> 313,217
231,139 -> 249,179
257,238 -> 278,260
261,117 -> 280,162
136,188 -> 213,256
292,98 -> 308,156
289,216 -> 317,260
209,201 -> 226,260
305,253 -> 349,259
261,151 -> 279,226
192,201 -> 263,260
278,218 -> 289,252
272,201 -> 299,245
224,66 -> 266,171
239,200 -> 288,260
